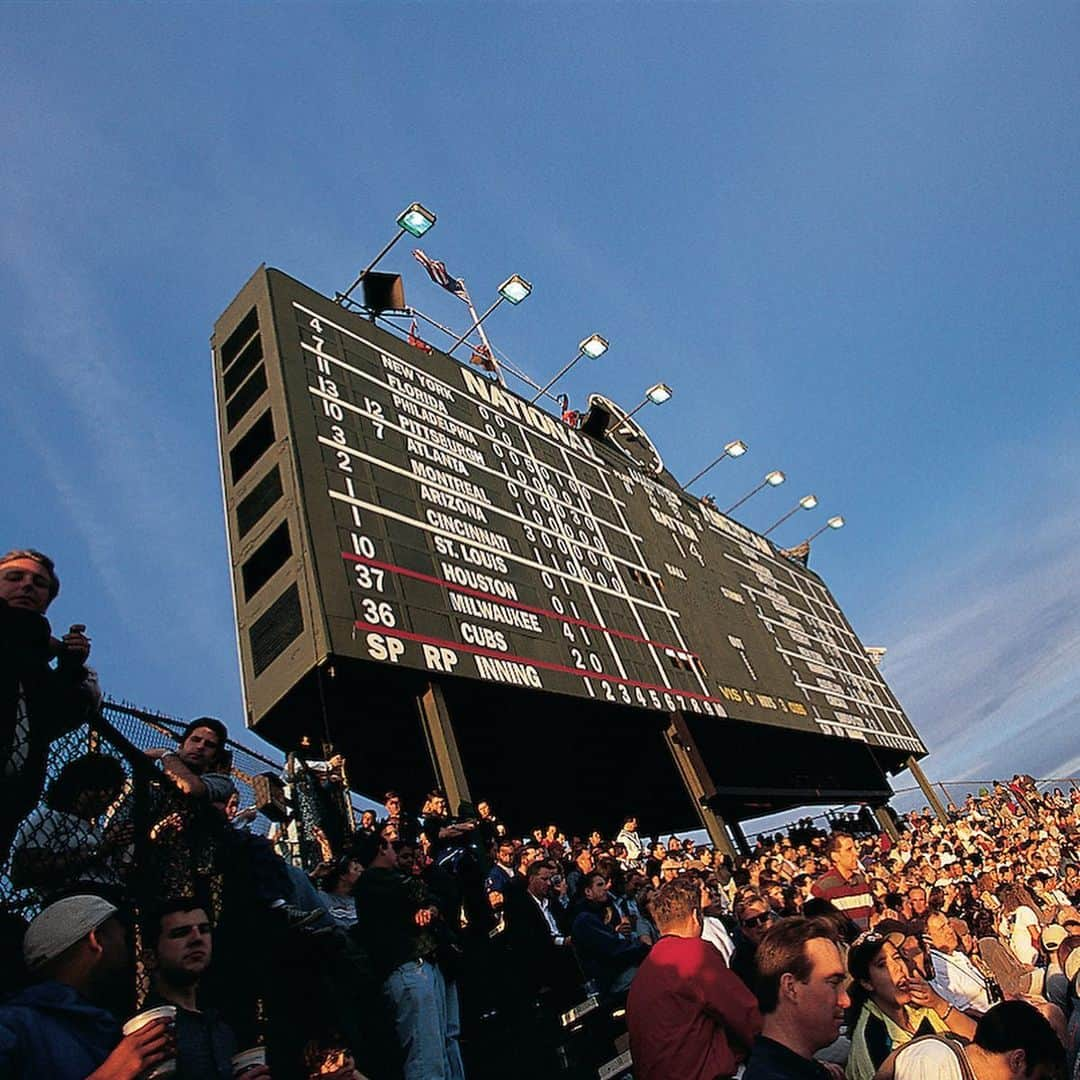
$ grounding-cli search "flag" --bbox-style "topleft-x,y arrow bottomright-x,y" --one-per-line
779,540 -> 811,566
413,249 -> 470,302
469,343 -> 496,372
407,319 -> 433,354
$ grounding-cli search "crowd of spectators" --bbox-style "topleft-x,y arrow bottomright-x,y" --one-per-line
3,546 -> 1080,1079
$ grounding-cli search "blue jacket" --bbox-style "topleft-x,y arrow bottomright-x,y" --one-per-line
570,904 -> 649,994
0,980 -> 120,1079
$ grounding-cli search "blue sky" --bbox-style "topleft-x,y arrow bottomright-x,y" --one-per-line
2,5 -> 1078,822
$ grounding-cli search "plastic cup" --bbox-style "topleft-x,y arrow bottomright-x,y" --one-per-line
232,1047 -> 267,1075
121,1005 -> 177,1077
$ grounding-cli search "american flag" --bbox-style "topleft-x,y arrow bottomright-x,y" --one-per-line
779,540 -> 811,566
412,249 -> 470,302
469,343 -> 496,372
407,319 -> 433,354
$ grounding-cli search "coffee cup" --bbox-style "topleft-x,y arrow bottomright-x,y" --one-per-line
232,1046 -> 268,1075
121,1005 -> 177,1077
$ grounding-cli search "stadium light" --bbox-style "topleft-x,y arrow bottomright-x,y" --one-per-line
530,334 -> 609,404
762,494 -> 819,537
498,275 -> 532,304
337,201 -> 436,305
396,203 -> 437,238
725,470 -> 785,514
807,515 -> 845,543
681,439 -> 749,491
446,273 -> 532,356
624,383 -> 674,422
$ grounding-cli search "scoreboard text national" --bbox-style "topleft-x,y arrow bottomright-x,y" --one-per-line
213,268 -> 924,759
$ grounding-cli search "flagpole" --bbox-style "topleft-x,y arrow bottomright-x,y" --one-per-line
449,291 -> 508,387
445,297 -> 503,352
470,300 -> 506,388
380,310 -> 542,394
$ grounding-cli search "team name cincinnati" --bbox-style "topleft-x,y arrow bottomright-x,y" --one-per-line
459,368 -> 592,454
425,511 -> 512,553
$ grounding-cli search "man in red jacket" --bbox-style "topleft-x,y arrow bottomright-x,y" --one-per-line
627,877 -> 761,1080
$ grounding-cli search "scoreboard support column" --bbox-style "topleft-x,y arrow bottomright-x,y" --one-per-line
905,755 -> 948,826
665,712 -> 739,864
418,682 -> 473,815
874,805 -> 900,842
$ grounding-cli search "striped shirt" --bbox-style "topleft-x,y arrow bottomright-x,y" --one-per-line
810,868 -> 873,928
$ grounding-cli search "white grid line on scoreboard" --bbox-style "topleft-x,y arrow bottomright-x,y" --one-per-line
791,676 -> 903,716
587,456 -> 714,697
327,488 -> 680,617
306,384 -> 639,541
301,343 -> 624,512
738,581 -> 883,670
302,342 -> 622,513
558,448 -> 673,689
812,719 -> 923,751
294,313 -> 627,502
771,645 -> 899,699
753,611 -> 886,684
723,548 -> 848,618
511,425 -> 630,683
739,577 -> 922,740
317,432 -> 648,579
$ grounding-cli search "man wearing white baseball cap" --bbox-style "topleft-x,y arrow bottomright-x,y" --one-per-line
0,894 -> 173,1078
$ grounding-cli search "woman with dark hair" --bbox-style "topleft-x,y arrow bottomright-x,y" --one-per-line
10,752 -> 129,895
316,855 -> 363,928
845,932 -> 975,1080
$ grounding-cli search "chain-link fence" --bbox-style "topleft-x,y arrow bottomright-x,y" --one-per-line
1,705 -> 232,1006
0,697 -> 368,1016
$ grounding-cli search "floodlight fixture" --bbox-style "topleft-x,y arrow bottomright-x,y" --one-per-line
530,334 -> 610,404
499,275 -> 532,304
446,273 -> 532,358
763,494 -> 819,537
805,515 -> 845,544
337,200 -> 437,306
581,334 -> 609,359
725,470 -> 786,514
624,383 -> 674,422
681,438 -> 749,491
396,202 -> 436,238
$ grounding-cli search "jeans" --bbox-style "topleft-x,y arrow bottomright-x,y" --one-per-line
383,958 -> 465,1080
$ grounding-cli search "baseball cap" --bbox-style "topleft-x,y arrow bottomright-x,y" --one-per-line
23,895 -> 119,971
1042,925 -> 1067,951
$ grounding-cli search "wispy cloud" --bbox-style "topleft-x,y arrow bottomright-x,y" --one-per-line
880,490 -> 1080,786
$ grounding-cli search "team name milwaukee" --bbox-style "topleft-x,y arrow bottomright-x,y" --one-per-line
448,593 -> 543,633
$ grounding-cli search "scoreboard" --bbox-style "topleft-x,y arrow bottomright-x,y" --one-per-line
213,268 -> 925,758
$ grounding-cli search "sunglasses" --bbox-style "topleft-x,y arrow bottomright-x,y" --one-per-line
741,913 -> 774,928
